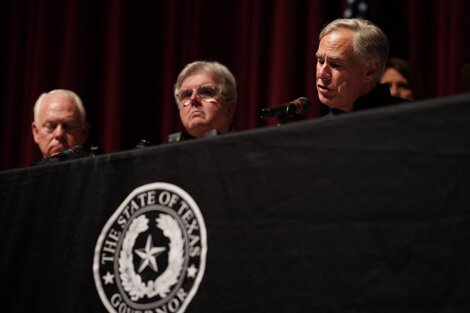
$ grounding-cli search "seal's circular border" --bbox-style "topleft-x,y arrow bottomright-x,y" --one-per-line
93,182 -> 207,313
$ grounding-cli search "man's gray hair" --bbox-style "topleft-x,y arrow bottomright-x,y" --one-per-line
34,89 -> 86,123
174,61 -> 237,106
319,18 -> 389,77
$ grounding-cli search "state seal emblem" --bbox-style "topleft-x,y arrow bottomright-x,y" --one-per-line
93,182 -> 207,313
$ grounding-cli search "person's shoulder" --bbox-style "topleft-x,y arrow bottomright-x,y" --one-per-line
388,95 -> 409,105
375,83 -> 409,105
353,84 -> 408,111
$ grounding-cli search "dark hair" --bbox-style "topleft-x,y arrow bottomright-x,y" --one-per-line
386,57 -> 424,99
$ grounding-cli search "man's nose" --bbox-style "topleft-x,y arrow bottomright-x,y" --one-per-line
318,65 -> 331,83
53,124 -> 66,137
188,93 -> 202,107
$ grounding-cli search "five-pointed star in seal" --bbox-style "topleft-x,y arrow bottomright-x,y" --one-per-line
102,271 -> 115,285
135,235 -> 166,273
186,264 -> 198,278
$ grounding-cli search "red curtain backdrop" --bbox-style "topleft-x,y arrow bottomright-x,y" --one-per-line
1,0 -> 469,170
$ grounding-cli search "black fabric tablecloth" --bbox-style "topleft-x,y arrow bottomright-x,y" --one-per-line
1,93 -> 470,313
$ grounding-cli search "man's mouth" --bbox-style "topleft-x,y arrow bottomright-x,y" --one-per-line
317,84 -> 331,95
317,83 -> 330,91
50,143 -> 67,155
189,110 -> 204,118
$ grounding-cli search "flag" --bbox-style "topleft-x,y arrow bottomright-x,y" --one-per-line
343,0 -> 368,19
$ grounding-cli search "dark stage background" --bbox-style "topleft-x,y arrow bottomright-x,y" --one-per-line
1,0 -> 469,170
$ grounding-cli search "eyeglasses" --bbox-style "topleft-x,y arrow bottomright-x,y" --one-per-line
176,85 -> 221,107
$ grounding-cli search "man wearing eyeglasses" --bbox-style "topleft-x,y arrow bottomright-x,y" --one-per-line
172,61 -> 237,140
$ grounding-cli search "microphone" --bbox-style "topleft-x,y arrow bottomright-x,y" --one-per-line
259,97 -> 310,119
34,145 -> 105,165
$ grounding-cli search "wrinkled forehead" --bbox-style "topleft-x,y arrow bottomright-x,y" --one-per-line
180,70 -> 219,89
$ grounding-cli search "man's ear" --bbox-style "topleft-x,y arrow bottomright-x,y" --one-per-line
365,58 -> 380,82
32,122 -> 39,144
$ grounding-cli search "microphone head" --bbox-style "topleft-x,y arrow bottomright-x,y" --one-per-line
259,96 -> 310,120
291,97 -> 310,114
